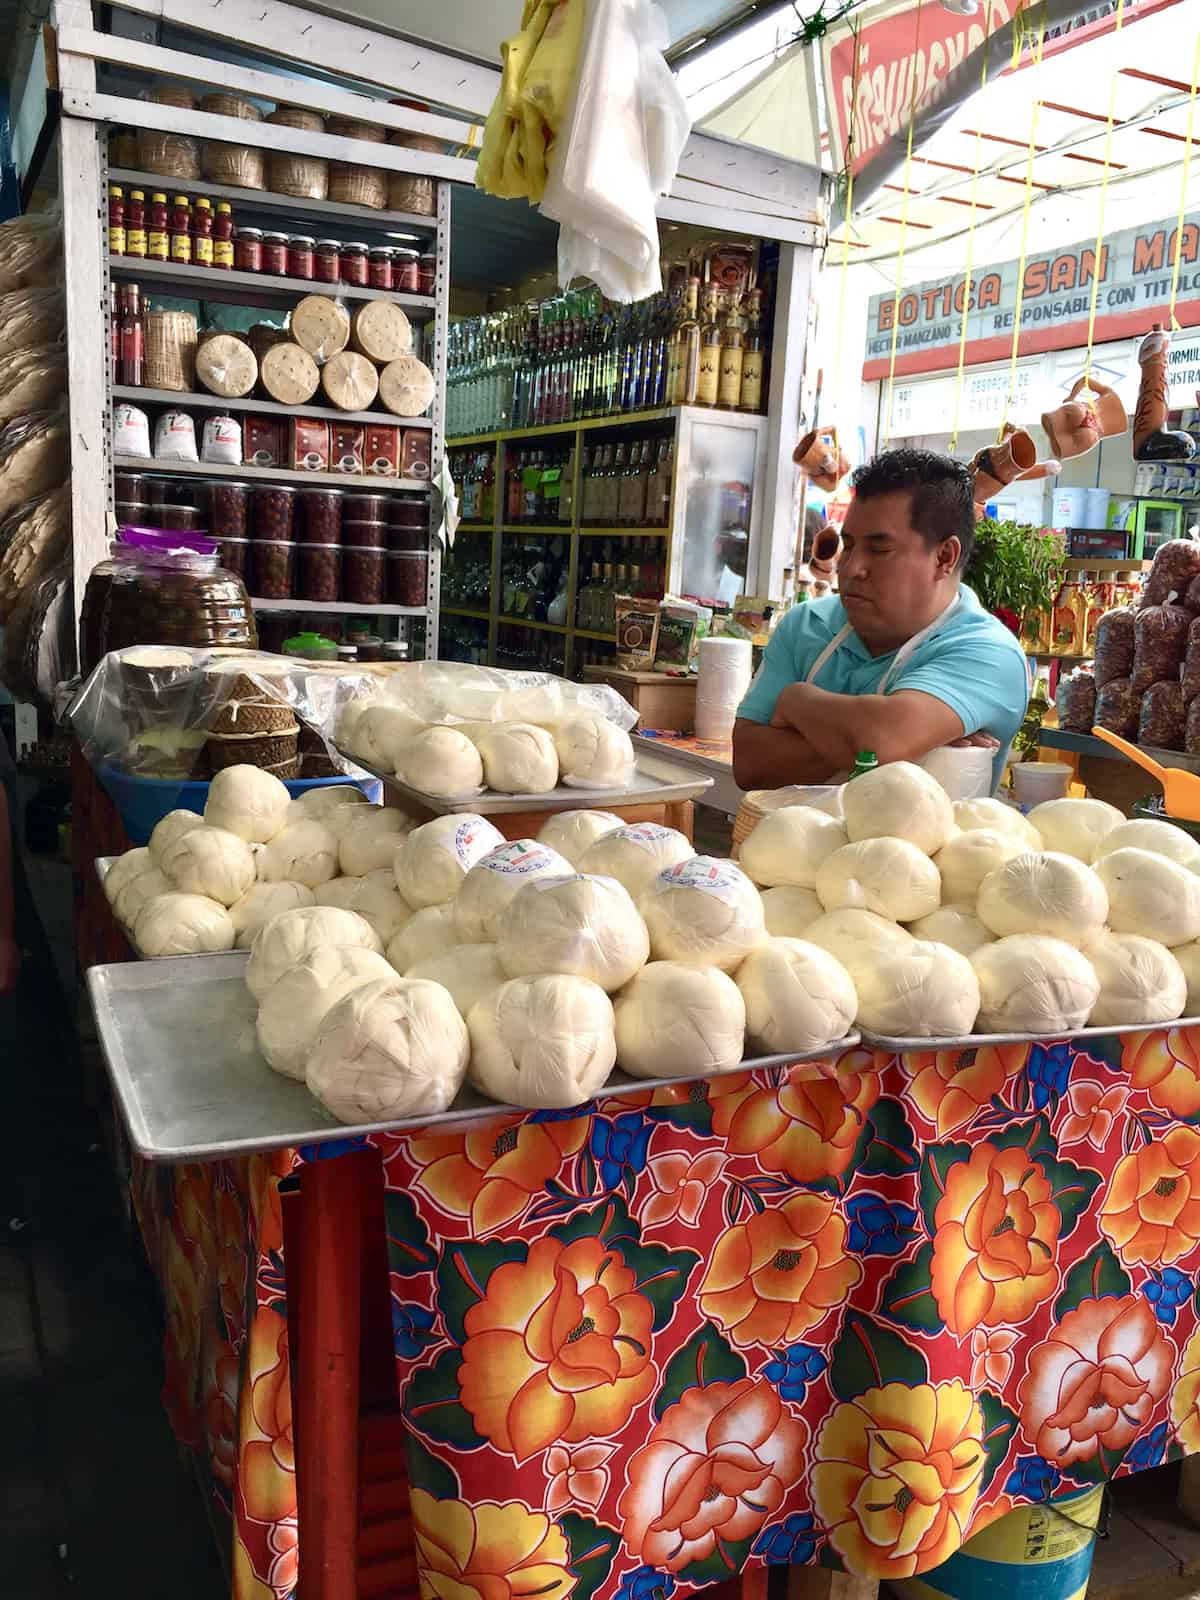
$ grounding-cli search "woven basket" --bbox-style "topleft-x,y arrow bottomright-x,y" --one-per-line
136,126 -> 200,181
267,117 -> 329,199
208,687 -> 295,736
149,83 -> 196,110
388,173 -> 435,215
108,128 -> 138,166
145,309 -> 198,392
207,723 -> 299,772
328,162 -> 387,209
247,322 -> 290,365
301,752 -> 340,778
732,787 -> 846,857
327,116 -> 386,144
263,756 -> 301,780
200,91 -> 263,122
202,141 -> 267,189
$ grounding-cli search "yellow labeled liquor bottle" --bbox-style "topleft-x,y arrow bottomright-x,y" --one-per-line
718,297 -> 745,410
740,288 -> 765,413
695,284 -> 723,408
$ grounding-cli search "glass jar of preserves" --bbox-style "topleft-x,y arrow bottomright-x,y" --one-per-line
288,235 -> 315,279
262,231 -> 288,276
392,248 -> 419,293
234,227 -> 263,272
417,252 -> 436,295
339,241 -> 369,286
368,247 -> 393,290
315,239 -> 341,283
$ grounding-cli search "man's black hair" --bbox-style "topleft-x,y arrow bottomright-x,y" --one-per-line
850,448 -> 976,570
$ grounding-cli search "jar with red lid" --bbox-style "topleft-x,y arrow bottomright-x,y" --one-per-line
262,231 -> 289,276
288,235 -> 315,279
342,545 -> 385,605
392,249 -> 419,293
339,242 -> 369,286
417,253 -> 436,295
235,227 -> 263,273
315,240 -> 340,284
368,247 -> 393,291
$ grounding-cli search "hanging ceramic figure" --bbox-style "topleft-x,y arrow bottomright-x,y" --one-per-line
970,425 -> 1060,506
1041,375 -> 1127,461
1134,323 -> 1196,461
794,425 -> 850,492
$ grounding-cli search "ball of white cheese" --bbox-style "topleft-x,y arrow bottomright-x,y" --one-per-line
738,806 -> 849,890
288,784 -> 369,825
115,867 -> 171,928
338,808 -> 412,877
640,856 -> 765,972
614,961 -> 746,1078
229,881 -> 315,948
246,905 -> 383,1000
953,797 -> 1042,849
1094,847 -> 1200,946
803,909 -> 913,975
392,726 -> 484,799
104,847 -> 152,905
407,944 -> 508,1018
577,823 -> 694,900
387,903 -> 458,971
736,938 -> 858,1054
906,905 -> 993,957
257,819 -> 339,888
1171,940 -> 1200,1015
760,886 -> 825,938
148,809 -> 204,864
314,870 -> 412,942
160,825 -> 256,907
452,839 -> 573,943
537,809 -> 622,865
475,722 -> 560,795
842,760 -> 954,855
553,716 -> 635,789
497,872 -> 649,992
1084,931 -> 1187,1027
306,976 -> 469,1123
204,764 -> 291,844
257,946 -> 396,1079
356,702 -> 427,771
1028,796 -> 1124,863
393,814 -> 505,908
1094,818 -> 1200,873
815,837 -> 941,922
467,975 -> 616,1108
935,829 -> 1023,906
972,935 -> 1100,1033
853,940 -> 981,1038
133,892 -> 236,957
976,851 -> 1108,945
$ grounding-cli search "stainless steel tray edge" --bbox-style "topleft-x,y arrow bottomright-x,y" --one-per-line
860,1015 -> 1200,1051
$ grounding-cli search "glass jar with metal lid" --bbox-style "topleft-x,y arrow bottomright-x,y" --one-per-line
262,231 -> 289,276
392,248 -> 420,293
368,247 -> 393,291
287,235 -> 315,279
339,241 -> 369,286
315,240 -> 341,284
234,227 -> 263,273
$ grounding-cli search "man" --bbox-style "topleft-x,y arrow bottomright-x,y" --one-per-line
733,448 -> 1029,793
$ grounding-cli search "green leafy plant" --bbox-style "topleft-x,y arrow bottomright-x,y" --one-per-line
967,518 -> 1067,620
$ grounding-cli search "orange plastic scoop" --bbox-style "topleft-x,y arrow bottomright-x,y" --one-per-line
1091,726 -> 1200,821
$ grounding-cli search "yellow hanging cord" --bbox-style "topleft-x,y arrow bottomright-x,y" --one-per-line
1081,0 -> 1127,388
831,17 -> 864,435
882,0 -> 927,444
1168,32 -> 1200,328
998,2 -> 1049,442
949,29 -> 994,456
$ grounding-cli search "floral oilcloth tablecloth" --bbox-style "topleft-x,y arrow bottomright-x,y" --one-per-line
134,1025 -> 1200,1600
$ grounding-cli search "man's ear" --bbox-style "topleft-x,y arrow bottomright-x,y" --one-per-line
936,536 -> 962,576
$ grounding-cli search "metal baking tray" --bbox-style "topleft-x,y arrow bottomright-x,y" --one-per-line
860,1017 -> 1200,1051
96,856 -> 249,962
86,953 -> 859,1163
339,747 -> 714,816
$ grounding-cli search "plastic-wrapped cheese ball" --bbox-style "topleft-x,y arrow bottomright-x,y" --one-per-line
760,886 -> 824,937
257,946 -> 396,1079
953,797 -> 1041,849
736,938 -> 858,1054
161,826 -> 256,907
393,727 -> 484,799
387,904 -> 458,972
355,702 -> 427,771
553,715 -> 635,789
853,940 -> 981,1038
114,868 -> 172,928
738,807 -> 848,890
314,870 -> 412,942
1094,847 -> 1200,946
971,935 -> 1100,1032
1027,796 -> 1124,863
467,974 -> 616,1109
394,814 -> 506,908
333,697 -> 372,759
614,962 -> 746,1078
537,809 -> 622,865
475,722 -> 560,794
1083,931 -> 1187,1027
934,830 -> 1023,906
452,839 -> 573,943
246,905 -> 383,1000
133,892 -> 235,957
148,809 -> 204,864
815,838 -> 941,922
338,807 -> 413,877
288,784 -> 370,825
976,852 -> 1107,946
229,881 -> 315,948
204,764 -> 290,844
407,945 -> 508,1018
256,819 -> 339,888
497,872 -> 650,991
803,909 -> 913,975
1094,818 -> 1200,873
576,822 -> 694,900
103,847 -> 152,905
1171,941 -> 1200,1015
640,856 -> 765,972
306,977 -> 470,1123
906,905 -> 993,957
841,760 -> 954,855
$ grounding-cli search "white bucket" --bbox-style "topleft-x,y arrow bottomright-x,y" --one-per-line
1012,761 -> 1073,807
694,636 -> 753,742
1051,487 -> 1088,530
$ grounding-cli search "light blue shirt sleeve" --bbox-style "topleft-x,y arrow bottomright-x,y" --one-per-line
736,609 -> 804,724
892,632 -> 1030,749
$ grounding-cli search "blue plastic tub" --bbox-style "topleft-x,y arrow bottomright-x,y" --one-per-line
96,763 -> 383,845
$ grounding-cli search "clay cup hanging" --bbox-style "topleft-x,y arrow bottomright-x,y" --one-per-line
794,425 -> 850,492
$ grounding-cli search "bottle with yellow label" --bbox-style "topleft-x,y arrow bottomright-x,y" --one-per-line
147,193 -> 169,262
740,288 -> 765,412
717,297 -> 744,410
695,284 -> 723,408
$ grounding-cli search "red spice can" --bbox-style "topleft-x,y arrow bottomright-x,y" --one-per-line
262,231 -> 289,276
288,235 -> 315,279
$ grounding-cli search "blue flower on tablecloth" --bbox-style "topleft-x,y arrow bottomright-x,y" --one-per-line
754,1512 -> 818,1564
763,1343 -> 827,1402
298,1136 -> 369,1162
1143,1267 -> 1192,1325
1128,1421 -> 1170,1470
1006,1454 -> 1060,1501
1026,1042 -> 1073,1111
844,1193 -> 919,1256
589,1111 -> 653,1192
614,1566 -> 675,1600
391,1300 -> 437,1359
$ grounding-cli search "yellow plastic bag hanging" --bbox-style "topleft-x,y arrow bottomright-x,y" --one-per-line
477,0 -> 586,203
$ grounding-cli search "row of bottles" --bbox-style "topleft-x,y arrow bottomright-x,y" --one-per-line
440,532 -> 492,611
494,622 -> 566,675
449,449 -> 497,525
579,437 -> 672,527
571,639 -> 617,681
500,534 -> 569,624
440,612 -> 490,665
576,537 -> 667,633
452,434 -> 675,529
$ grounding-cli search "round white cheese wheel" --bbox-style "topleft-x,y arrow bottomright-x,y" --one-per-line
953,797 -> 1042,849
257,945 -> 395,1079
205,764 -> 291,844
906,905 -> 993,957
160,825 -> 256,907
640,856 -> 765,972
1094,818 -> 1200,873
760,885 -> 824,938
803,909 -> 913,975
147,810 -> 204,865
378,354 -> 435,417
195,333 -> 257,398
739,807 -> 849,890
1171,940 -> 1200,1015
257,820 -> 339,888
289,784 -> 369,824
842,760 -> 954,855
321,350 -> 379,411
815,837 -> 941,922
737,937 -> 858,1054
104,847 -> 152,905
260,341 -> 319,405
246,905 -> 383,1000
976,852 -> 1107,946
351,300 -> 413,364
388,903 -> 458,971
854,940 -> 981,1038
290,294 -> 350,362
314,869 -> 412,941
1084,931 -> 1188,1027
1094,847 -> 1200,946
393,814 -> 505,908
306,976 -> 469,1123
1027,796 -> 1124,863
453,840 -> 573,943
393,727 -> 484,799
229,880 -> 315,948
614,961 -> 746,1078
552,716 -> 635,790
115,867 -> 171,928
497,872 -> 650,991
971,935 -> 1100,1033
133,892 -> 235,957
338,808 -> 412,877
934,829 -> 1023,906
576,823 -> 694,901
407,944 -> 507,1018
475,723 -> 559,795
536,809 -> 622,865
467,975 -> 615,1109
334,698 -> 373,759
354,703 -> 427,772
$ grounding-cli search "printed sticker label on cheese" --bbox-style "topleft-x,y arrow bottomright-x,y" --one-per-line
482,840 -> 557,877
658,856 -> 745,902
621,823 -> 676,852
454,819 -> 502,869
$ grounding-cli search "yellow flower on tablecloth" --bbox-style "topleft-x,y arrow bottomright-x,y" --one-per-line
412,1488 -> 577,1600
618,1378 -> 806,1572
1059,1081 -> 1128,1150
708,1052 -> 884,1184
1172,1325 -> 1200,1451
267,1518 -> 298,1595
1122,1029 -> 1200,1118
239,1305 -> 296,1526
905,1045 -> 1028,1135
408,1115 -> 588,1234
930,1144 -> 1061,1334
641,1150 -> 724,1228
1098,1125 -> 1200,1266
458,1235 -> 655,1460
812,1379 -> 985,1578
970,1328 -> 1019,1391
546,1443 -> 614,1512
698,1192 -> 861,1348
